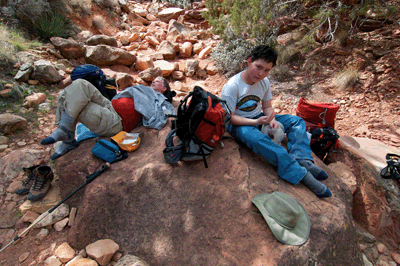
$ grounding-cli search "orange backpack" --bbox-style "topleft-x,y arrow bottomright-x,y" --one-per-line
163,86 -> 231,168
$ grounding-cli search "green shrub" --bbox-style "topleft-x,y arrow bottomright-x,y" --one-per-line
334,66 -> 359,90
211,30 -> 276,77
29,11 -> 73,39
204,0 -> 302,41
0,23 -> 43,70
0,24 -> 17,68
211,37 -> 252,78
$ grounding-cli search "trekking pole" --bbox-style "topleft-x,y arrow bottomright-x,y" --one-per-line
0,162 -> 111,254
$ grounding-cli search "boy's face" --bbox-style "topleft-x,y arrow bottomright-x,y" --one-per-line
246,58 -> 274,85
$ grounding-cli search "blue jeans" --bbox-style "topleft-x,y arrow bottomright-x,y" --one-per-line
228,114 -> 313,185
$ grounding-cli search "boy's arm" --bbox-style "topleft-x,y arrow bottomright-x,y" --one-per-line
262,100 -> 278,129
230,100 -> 275,126
261,100 -> 276,123
230,112 -> 260,126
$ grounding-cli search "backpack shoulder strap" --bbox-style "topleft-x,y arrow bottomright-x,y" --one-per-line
163,128 -> 183,164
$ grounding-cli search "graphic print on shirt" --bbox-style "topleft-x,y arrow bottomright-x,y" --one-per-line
236,95 -> 261,112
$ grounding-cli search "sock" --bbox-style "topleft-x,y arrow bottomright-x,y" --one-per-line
41,110 -> 75,145
301,171 -> 332,198
298,159 -> 329,181
51,140 -> 79,160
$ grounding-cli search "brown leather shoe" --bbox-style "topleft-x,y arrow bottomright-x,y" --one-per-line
14,165 -> 41,195
27,166 -> 54,201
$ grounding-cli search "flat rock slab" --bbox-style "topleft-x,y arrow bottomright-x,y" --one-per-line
339,136 -> 400,173
57,124 -> 363,266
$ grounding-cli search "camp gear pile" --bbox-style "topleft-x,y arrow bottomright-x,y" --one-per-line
163,86 -> 231,168
296,98 -> 340,161
310,127 -> 340,162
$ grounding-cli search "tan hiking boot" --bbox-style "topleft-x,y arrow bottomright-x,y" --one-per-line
27,166 -> 54,201
15,165 -> 41,195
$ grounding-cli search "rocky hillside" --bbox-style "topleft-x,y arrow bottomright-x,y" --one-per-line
0,0 -> 400,265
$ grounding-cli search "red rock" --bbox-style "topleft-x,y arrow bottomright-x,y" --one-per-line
391,253 -> 400,264
57,130 -> 363,266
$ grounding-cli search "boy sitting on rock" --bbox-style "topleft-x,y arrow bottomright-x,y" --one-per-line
221,45 -> 332,198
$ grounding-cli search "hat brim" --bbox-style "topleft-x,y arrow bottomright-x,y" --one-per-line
252,193 -> 310,246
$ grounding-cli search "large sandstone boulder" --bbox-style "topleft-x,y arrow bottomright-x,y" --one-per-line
50,37 -> 85,59
85,45 -> 136,66
86,35 -> 118,47
56,123 -> 363,266
0,114 -> 27,134
0,148 -> 44,182
14,63 -> 33,82
157,8 -> 185,23
331,136 -> 400,249
31,60 -> 63,84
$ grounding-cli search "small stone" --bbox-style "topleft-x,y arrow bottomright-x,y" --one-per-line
55,242 -> 76,263
19,252 -> 30,262
86,239 -> 119,266
198,45 -> 212,59
377,243 -> 389,254
6,181 -> 22,193
0,144 -> 8,152
65,255 -> 83,266
35,228 -> 49,241
54,217 -> 69,232
28,80 -> 39,85
0,136 -> 8,144
44,255 -> 62,266
17,141 -> 27,147
68,207 -> 77,227
38,103 -> 51,111
376,260 -> 390,266
171,71 -> 184,80
112,252 -> 123,262
66,258 -> 98,266
391,253 -> 400,264
22,210 -> 40,223
0,89 -> 12,97
114,255 -> 150,266
362,253 -> 374,266
78,249 -> 87,258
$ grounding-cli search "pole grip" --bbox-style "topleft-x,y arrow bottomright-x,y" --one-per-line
85,163 -> 111,184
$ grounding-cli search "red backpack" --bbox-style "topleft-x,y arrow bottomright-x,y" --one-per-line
296,97 -> 340,131
296,97 -> 340,162
163,86 -> 231,168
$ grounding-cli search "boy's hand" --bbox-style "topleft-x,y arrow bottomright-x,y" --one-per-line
257,109 -> 276,125
269,120 -> 279,129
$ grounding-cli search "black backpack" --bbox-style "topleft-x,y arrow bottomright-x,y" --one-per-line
310,126 -> 340,162
71,64 -> 117,101
163,86 -> 231,168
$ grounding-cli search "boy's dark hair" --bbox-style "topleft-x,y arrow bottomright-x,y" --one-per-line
249,45 -> 278,66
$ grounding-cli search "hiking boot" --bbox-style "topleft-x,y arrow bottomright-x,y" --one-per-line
27,166 -> 54,202
14,165 -> 41,195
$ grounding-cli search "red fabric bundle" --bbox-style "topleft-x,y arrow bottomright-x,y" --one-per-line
111,97 -> 142,132
296,97 -> 340,131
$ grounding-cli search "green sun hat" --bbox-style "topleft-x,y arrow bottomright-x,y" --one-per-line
252,191 -> 310,246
